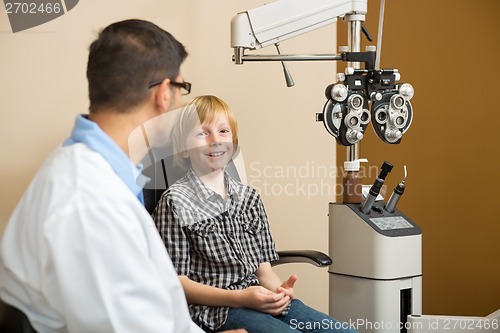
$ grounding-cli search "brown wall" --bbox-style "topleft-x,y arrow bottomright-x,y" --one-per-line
337,0 -> 500,316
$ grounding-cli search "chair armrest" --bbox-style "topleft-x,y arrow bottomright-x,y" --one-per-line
272,250 -> 332,267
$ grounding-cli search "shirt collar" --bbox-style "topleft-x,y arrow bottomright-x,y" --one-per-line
63,115 -> 149,203
186,167 -> 239,203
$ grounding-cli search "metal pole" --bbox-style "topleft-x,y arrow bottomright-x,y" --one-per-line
235,53 -> 343,62
346,15 -> 363,162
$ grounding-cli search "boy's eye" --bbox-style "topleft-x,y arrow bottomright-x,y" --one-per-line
220,128 -> 230,134
195,131 -> 208,137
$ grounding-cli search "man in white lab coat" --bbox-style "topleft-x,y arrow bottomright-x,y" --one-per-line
0,19 -> 244,333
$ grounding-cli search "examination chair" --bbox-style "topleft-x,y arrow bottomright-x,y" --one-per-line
142,150 -> 333,268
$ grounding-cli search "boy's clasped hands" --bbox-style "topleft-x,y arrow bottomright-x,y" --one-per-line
238,274 -> 298,316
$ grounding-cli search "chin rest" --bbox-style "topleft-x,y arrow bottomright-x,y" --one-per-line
0,299 -> 37,333
274,250 -> 332,267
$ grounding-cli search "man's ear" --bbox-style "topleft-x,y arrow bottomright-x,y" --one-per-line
153,78 -> 171,111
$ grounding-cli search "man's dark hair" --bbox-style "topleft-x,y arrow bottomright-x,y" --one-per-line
87,19 -> 188,113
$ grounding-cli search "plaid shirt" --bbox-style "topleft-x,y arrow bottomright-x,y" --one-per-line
153,168 -> 279,330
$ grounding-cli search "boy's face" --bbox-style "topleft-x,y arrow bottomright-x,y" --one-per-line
184,113 -> 234,176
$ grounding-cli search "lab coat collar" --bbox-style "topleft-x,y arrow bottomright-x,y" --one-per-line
63,115 -> 149,203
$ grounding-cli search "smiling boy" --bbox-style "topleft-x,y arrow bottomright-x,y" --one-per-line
153,95 -> 358,333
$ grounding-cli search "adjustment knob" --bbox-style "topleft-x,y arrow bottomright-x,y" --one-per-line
386,129 -> 402,141
348,130 -> 364,142
370,92 -> 382,101
399,83 -> 414,100
330,84 -> 348,102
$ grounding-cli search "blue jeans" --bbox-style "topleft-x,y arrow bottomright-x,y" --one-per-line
215,299 -> 359,333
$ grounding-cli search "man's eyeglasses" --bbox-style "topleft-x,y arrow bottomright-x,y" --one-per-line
148,79 -> 191,96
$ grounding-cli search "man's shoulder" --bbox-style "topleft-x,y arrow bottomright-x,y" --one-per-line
30,144 -> 130,204
44,143 -> 110,172
6,143 -> 142,242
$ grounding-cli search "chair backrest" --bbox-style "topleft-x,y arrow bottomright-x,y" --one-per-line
0,299 -> 37,333
142,153 -> 183,214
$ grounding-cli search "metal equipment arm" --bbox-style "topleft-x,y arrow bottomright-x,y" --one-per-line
231,0 -> 367,64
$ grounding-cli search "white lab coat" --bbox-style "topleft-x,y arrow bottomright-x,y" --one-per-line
0,143 -> 203,333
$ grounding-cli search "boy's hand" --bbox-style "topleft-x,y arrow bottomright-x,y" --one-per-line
239,286 -> 290,316
277,274 -> 297,300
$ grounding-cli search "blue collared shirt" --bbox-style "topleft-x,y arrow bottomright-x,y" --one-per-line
63,115 -> 149,204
